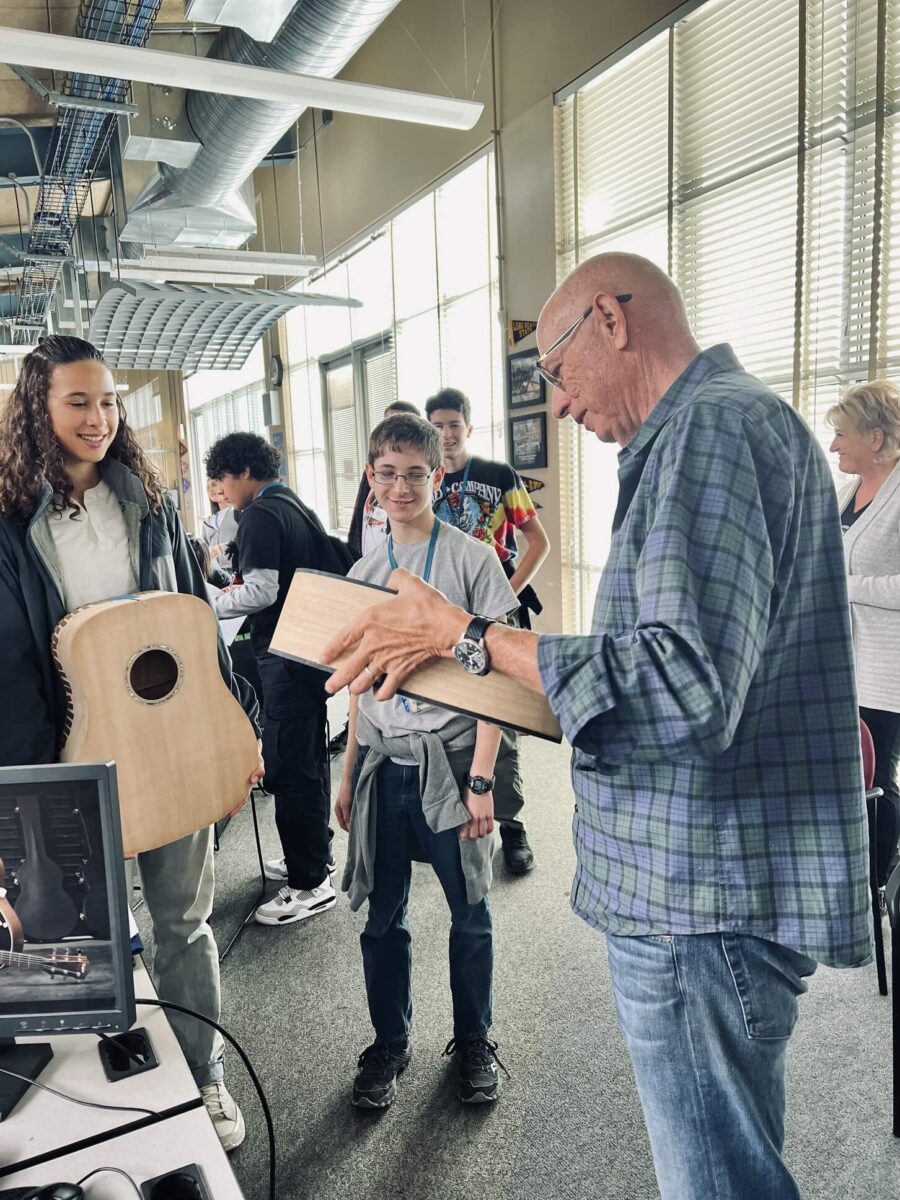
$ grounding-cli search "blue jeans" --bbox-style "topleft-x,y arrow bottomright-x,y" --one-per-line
357,754 -> 493,1043
606,932 -> 817,1200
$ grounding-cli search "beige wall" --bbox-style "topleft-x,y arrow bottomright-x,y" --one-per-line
265,0 -> 681,630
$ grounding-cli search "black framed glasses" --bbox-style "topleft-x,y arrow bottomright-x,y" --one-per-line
535,294 -> 632,389
371,468 -> 434,488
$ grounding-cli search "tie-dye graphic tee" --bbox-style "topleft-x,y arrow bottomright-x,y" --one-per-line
433,455 -> 536,564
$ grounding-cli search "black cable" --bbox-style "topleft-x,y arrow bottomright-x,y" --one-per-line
0,1066 -> 156,1116
135,998 -> 275,1200
77,1166 -> 143,1200
97,1029 -> 145,1070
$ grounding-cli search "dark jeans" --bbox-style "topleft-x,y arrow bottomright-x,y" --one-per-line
354,751 -> 493,1044
494,727 -> 525,829
256,652 -> 331,890
860,705 -> 900,885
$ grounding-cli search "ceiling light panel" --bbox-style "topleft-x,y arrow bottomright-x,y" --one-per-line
2,27 -> 484,131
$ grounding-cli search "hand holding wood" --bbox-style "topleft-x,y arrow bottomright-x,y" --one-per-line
323,568 -> 468,699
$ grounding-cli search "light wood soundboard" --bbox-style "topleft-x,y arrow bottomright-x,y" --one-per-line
270,571 -> 562,742
53,592 -> 260,855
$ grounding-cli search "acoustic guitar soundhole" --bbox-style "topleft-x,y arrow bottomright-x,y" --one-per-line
127,646 -> 182,704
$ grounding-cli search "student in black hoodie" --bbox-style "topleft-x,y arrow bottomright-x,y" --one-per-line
206,432 -> 336,927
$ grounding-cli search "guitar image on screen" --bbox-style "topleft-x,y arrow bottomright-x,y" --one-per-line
0,857 -> 23,953
0,948 -> 90,980
15,795 -> 80,942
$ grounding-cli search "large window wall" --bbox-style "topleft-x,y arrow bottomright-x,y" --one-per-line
186,345 -> 267,526
283,150 -> 503,531
555,0 -> 900,631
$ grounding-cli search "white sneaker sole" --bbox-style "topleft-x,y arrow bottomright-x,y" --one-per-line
254,895 -> 337,926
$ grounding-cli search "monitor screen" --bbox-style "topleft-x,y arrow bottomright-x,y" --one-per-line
0,762 -> 135,1038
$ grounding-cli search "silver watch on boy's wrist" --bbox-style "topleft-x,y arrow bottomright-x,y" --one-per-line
453,616 -> 496,676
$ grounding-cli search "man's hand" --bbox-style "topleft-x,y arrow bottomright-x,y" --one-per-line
323,569 -> 470,699
459,787 -> 494,841
334,776 -> 353,833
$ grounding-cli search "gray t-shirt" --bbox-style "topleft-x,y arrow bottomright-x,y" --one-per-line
348,520 -> 518,752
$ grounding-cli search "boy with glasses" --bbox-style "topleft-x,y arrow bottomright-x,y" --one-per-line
335,413 -> 518,1108
426,388 -> 550,874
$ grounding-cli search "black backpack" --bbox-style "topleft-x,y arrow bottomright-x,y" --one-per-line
263,488 -> 354,577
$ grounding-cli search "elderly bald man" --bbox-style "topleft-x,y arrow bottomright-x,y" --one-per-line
323,253 -> 870,1200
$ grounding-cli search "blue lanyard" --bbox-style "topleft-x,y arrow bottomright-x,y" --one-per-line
440,457 -> 472,527
387,518 -> 440,583
255,481 -> 284,501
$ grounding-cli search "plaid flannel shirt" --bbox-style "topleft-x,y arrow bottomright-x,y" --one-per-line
537,345 -> 871,967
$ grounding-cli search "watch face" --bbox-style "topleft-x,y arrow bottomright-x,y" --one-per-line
454,638 -> 487,675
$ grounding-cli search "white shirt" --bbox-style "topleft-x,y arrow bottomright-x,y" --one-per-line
47,479 -> 138,612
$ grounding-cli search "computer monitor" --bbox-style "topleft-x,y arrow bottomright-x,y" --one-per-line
0,761 -> 135,1118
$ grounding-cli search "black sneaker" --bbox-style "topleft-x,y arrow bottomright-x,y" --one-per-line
444,1036 -> 508,1104
499,825 -> 535,874
352,1038 -> 411,1109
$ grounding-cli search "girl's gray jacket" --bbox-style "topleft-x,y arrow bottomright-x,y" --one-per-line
0,458 -> 259,767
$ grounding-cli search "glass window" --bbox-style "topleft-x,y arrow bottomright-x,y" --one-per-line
283,151 -> 503,529
555,0 -> 900,631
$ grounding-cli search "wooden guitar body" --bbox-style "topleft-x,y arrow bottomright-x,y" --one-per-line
53,592 -> 259,856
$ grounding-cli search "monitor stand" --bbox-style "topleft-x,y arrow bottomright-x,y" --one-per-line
0,1039 -> 53,1121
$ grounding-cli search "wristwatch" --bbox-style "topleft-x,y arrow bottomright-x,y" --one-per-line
453,616 -> 496,676
464,773 -> 495,794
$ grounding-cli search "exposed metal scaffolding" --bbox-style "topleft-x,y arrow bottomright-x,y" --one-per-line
12,0 -> 163,341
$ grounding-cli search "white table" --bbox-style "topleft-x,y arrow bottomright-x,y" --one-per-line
0,961 -> 244,1197
0,1107 -> 244,1197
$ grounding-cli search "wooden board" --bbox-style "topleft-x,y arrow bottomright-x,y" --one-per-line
270,571 -> 563,743
53,593 -> 260,856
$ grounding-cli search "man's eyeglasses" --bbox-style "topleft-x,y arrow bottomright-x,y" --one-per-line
371,469 -> 434,487
535,294 -> 632,389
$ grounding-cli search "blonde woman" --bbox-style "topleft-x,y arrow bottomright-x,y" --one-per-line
829,380 -> 900,886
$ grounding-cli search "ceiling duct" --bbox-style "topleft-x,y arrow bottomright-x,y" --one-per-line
121,0 -> 402,249
88,280 -> 359,370
184,0 -> 297,43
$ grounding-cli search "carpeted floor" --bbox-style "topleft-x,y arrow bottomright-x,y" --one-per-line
136,718 -> 899,1200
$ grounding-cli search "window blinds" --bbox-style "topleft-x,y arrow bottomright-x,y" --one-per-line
555,0 -> 900,632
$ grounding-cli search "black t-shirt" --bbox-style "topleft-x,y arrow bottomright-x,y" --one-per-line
235,484 -> 325,656
841,498 -> 871,532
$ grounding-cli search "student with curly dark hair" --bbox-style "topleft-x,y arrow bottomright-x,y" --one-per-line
0,336 -> 262,1151
205,431 -> 337,927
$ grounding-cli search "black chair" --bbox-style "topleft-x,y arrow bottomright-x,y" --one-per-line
886,859 -> 900,1137
861,719 -> 887,996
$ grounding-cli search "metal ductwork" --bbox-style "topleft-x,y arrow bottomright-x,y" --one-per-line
121,0 -> 402,248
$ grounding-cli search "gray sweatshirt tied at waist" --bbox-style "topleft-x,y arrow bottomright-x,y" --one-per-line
342,709 -> 494,912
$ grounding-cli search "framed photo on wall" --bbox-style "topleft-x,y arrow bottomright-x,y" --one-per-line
510,412 -> 548,472
507,347 -> 545,408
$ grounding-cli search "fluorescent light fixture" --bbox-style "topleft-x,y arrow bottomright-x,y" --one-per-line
114,382 -> 129,392
0,344 -> 38,357
144,248 -> 320,276
0,382 -> 15,391
2,27 -> 484,132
